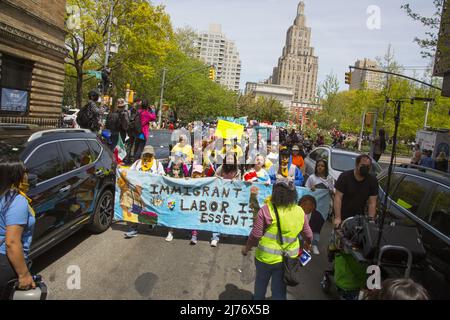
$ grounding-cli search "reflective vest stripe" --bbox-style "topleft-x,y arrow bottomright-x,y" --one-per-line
257,244 -> 299,257
263,232 -> 297,243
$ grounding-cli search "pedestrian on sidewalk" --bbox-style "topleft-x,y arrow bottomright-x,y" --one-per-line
419,150 -> 435,169
242,179 -> 312,300
410,144 -> 422,165
371,129 -> 386,162
76,90 -> 101,133
106,98 -> 129,150
124,98 -> 142,165
0,162 -> 36,300
133,100 -> 153,162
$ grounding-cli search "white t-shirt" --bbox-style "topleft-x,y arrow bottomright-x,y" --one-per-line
130,159 -> 165,175
305,174 -> 335,192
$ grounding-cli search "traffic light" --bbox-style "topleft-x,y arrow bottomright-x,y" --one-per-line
345,72 -> 352,85
209,66 -> 216,81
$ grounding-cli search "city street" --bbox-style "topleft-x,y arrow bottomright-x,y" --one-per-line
31,222 -> 333,300
0,0 -> 448,303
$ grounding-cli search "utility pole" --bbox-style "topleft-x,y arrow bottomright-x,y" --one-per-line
158,68 -> 167,129
424,100 -> 431,128
382,44 -> 392,122
104,0 -> 114,70
358,112 -> 365,151
102,0 -> 114,96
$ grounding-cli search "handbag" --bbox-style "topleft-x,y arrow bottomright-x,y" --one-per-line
272,205 -> 302,287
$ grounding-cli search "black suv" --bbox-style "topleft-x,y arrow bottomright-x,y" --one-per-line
378,164 -> 450,299
0,124 -> 117,260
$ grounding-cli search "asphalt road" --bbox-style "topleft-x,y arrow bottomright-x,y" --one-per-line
31,222 -> 335,300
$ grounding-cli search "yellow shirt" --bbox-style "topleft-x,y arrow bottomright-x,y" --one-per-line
172,144 -> 194,162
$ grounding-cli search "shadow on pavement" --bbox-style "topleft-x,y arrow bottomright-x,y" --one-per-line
111,222 -> 247,246
218,284 -> 253,300
30,228 -> 92,274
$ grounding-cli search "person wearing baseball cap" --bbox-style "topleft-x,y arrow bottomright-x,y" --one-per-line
290,145 -> 305,174
129,146 -> 165,174
106,98 -> 129,150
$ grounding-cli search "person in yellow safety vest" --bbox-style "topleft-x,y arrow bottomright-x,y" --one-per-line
242,178 -> 313,300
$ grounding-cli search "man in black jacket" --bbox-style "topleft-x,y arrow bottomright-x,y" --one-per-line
77,90 -> 101,132
107,98 -> 129,150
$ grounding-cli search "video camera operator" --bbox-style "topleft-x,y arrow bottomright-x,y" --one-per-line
333,154 -> 378,227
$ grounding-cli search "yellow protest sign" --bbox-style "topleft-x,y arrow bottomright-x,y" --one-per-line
215,120 -> 244,140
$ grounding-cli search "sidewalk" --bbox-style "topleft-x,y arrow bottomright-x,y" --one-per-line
379,154 -> 410,165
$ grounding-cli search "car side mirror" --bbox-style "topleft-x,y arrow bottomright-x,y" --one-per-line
28,173 -> 38,188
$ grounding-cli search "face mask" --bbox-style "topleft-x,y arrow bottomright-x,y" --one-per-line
359,166 -> 370,177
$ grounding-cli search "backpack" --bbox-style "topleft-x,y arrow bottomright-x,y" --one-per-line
118,110 -> 129,132
77,102 -> 95,129
128,111 -> 142,136
106,111 -> 120,131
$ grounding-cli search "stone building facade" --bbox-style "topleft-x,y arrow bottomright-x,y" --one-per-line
271,1 -> 319,103
0,0 -> 67,126
349,58 -> 383,91
196,24 -> 241,92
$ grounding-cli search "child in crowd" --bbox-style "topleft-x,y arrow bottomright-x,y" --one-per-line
165,160 -> 187,242
189,165 -> 205,245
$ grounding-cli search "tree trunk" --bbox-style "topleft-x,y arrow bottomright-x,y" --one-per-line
76,64 -> 83,109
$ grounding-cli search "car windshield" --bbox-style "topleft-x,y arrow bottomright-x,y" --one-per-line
147,131 -> 173,160
0,138 -> 28,161
331,152 -> 381,175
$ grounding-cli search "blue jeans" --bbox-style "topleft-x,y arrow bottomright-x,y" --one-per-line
254,259 -> 286,300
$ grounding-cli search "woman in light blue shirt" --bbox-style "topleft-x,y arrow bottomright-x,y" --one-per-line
0,162 -> 36,299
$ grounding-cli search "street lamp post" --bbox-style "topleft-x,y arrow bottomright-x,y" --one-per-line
102,0 -> 114,96
158,68 -> 167,129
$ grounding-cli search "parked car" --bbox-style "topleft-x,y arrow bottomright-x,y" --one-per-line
304,146 -> 382,184
0,124 -> 117,260
377,164 -> 450,299
146,129 -> 174,167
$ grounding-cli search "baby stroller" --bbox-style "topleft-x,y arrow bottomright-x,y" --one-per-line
320,215 -> 422,300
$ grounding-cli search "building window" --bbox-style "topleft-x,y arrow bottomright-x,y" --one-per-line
0,53 -> 33,115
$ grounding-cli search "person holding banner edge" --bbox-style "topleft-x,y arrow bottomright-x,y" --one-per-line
124,146 -> 165,239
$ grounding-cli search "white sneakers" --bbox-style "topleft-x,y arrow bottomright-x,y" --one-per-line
165,231 -> 174,242
210,239 -> 218,247
312,245 -> 320,255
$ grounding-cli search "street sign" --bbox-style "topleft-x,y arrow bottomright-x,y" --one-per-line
86,70 -> 102,80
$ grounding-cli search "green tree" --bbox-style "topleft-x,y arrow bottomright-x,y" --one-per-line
401,0 -> 444,58
236,95 -> 288,123
65,0 -> 174,108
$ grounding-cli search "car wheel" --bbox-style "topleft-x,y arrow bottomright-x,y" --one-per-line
88,189 -> 114,233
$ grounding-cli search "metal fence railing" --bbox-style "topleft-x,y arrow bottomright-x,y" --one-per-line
0,116 -> 62,128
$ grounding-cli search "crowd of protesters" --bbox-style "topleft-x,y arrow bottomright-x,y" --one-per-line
1,90 -> 435,301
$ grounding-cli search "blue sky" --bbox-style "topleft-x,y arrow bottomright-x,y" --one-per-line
155,0 -> 438,91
